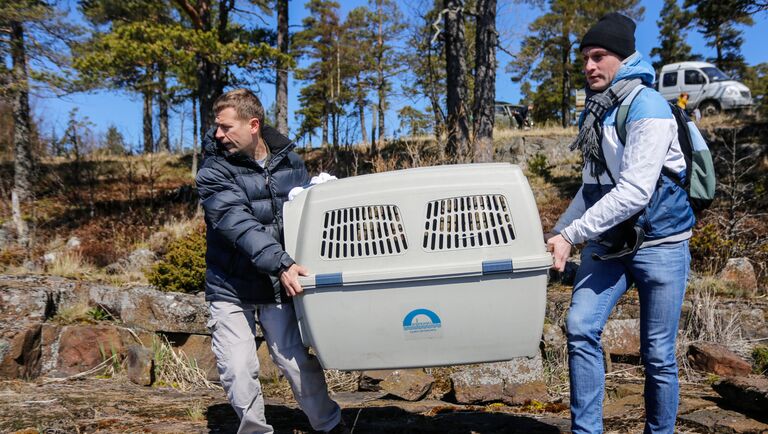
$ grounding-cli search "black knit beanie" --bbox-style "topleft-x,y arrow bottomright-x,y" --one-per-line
579,12 -> 636,59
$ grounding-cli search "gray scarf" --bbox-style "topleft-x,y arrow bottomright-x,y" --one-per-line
570,77 -> 642,178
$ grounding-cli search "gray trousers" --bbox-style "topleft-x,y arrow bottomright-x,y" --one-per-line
208,301 -> 341,434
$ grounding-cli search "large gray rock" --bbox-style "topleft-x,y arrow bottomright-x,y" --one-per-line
540,323 -> 567,360
126,345 -> 154,386
378,369 -> 434,401
687,342 -> 752,377
53,324 -> 128,376
165,333 -> 220,382
359,369 -> 435,401
0,323 -> 42,379
89,285 -> 219,335
0,276 -> 84,379
712,375 -> 768,415
718,258 -> 759,295
450,354 -> 547,405
105,248 -> 157,275
602,319 -> 641,359
679,407 -> 768,433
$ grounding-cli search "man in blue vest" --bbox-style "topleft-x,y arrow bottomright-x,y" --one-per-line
546,13 -> 694,434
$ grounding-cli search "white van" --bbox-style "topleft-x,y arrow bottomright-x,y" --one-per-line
658,61 -> 752,116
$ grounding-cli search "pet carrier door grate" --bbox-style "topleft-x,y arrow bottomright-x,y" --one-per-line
321,205 -> 408,259
423,194 -> 516,251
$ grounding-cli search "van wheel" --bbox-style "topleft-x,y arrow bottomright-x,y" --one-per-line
699,101 -> 720,117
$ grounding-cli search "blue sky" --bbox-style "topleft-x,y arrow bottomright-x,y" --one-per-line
31,0 -> 768,150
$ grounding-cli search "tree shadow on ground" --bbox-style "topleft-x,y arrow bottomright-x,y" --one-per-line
206,403 -> 566,434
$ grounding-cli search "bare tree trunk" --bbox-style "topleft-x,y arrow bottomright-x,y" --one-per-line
472,0 -> 497,163
192,97 -> 199,178
322,109 -> 329,146
427,43 -> 446,142
560,29 -> 572,128
371,104 -> 378,147
444,0 -> 470,162
143,88 -> 154,153
178,102 -> 185,153
158,67 -> 170,152
374,0 -> 385,155
332,111 -> 339,149
10,20 -> 33,246
275,0 -> 289,135
358,81 -> 368,146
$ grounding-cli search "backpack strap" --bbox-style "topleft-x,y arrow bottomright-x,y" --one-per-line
616,84 -> 646,145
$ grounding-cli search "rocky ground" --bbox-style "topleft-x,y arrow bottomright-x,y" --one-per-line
2,273 -> 767,434
1,375 -> 767,434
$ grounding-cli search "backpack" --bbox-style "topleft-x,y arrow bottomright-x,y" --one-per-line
616,86 -> 716,213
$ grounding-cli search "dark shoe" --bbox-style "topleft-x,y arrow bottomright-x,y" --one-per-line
326,419 -> 351,434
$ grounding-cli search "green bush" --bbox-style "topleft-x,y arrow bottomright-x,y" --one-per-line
690,223 -> 733,274
147,231 -> 206,293
527,153 -> 553,181
753,346 -> 768,376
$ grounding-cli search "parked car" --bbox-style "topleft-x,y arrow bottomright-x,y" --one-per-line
657,61 -> 753,116
495,101 -> 532,129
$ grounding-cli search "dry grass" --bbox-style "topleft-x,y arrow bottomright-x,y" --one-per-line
152,335 -> 221,391
52,300 -> 93,324
324,369 -> 360,393
185,401 -> 207,422
159,217 -> 199,240
46,250 -> 96,278
677,286 -> 744,380
495,125 -> 578,139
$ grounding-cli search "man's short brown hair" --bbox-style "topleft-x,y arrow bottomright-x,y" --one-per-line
213,88 -> 265,123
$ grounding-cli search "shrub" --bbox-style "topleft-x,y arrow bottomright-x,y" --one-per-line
146,230 -> 206,293
690,223 -> 733,274
753,346 -> 768,376
527,153 -> 553,181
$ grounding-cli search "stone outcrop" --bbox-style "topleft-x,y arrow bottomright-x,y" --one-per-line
359,370 -> 435,401
718,258 -> 759,295
602,319 -> 641,359
379,370 -> 435,401
712,375 -> 768,415
89,285 -> 210,335
679,407 -> 768,433
126,345 -> 154,386
687,343 -> 752,377
449,354 -> 547,405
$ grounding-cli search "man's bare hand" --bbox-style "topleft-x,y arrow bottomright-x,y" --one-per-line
279,264 -> 310,297
546,233 -> 573,272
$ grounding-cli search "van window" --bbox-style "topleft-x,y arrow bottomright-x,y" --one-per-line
662,72 -> 678,87
701,66 -> 730,82
684,70 -> 706,85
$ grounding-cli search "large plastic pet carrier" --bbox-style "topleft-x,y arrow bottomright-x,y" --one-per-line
283,163 -> 551,370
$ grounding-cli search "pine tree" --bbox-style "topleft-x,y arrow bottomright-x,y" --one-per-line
509,0 -> 643,126
275,0 -> 289,135
401,2 -> 446,141
472,0 -> 497,163
685,0 -> 754,78
650,0 -> 698,71
294,0 -> 342,147
444,0 -> 470,161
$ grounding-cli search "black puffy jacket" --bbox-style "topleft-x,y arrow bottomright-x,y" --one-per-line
196,125 -> 309,304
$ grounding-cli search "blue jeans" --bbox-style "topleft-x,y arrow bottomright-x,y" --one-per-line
566,240 -> 690,434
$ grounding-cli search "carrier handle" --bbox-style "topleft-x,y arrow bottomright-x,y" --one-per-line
298,254 -> 553,289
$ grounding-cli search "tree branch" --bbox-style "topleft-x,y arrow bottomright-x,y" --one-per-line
172,0 -> 204,30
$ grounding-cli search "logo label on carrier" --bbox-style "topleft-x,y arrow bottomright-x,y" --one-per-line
402,308 -> 442,339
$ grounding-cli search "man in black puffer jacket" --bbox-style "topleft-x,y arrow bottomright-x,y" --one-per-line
196,89 -> 348,434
